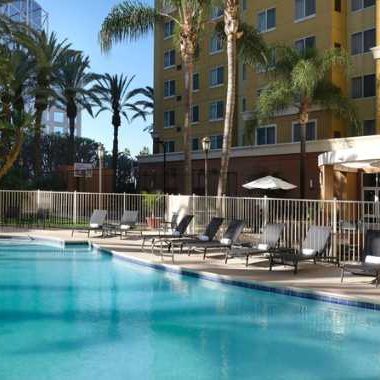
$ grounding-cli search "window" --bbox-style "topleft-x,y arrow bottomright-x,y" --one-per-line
191,105 -> 200,123
242,0 -> 247,11
192,73 -> 200,91
210,135 -> 223,150
164,80 -> 176,98
295,0 -> 316,20
242,63 -> 247,80
210,33 -> 223,53
164,141 -> 175,153
164,20 -> 175,38
192,138 -> 199,151
241,97 -> 247,112
209,66 -> 224,87
258,8 -> 276,33
293,121 -> 317,142
351,0 -> 375,12
54,126 -> 65,134
53,112 -> 64,123
164,49 -> 175,68
295,36 -> 316,53
256,125 -> 276,145
163,110 -> 175,128
351,29 -> 376,55
363,120 -> 376,135
335,0 -> 341,11
211,6 -> 223,19
352,74 -> 376,98
209,100 -> 224,121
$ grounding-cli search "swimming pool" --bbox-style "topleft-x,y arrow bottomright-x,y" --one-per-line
0,240 -> 380,380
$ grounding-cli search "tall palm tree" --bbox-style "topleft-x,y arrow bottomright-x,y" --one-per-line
14,29 -> 71,176
100,0 -> 211,194
93,73 -> 147,192
133,85 -> 154,132
216,16 -> 267,197
56,52 -> 100,164
253,46 -> 359,198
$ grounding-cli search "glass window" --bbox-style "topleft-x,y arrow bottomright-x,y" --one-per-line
351,32 -> 362,55
192,73 -> 200,91
241,97 -> 246,112
209,101 -> 224,121
293,121 -> 317,142
295,0 -> 315,20
351,77 -> 363,98
257,8 -> 276,33
192,138 -> 199,151
163,110 -> 175,128
164,49 -> 175,68
209,66 -> 224,87
210,33 -> 223,53
242,0 -> 247,11
363,74 -> 376,97
363,120 -> 376,135
191,105 -> 200,123
53,112 -> 64,123
164,20 -> 175,38
352,0 -> 375,11
210,135 -> 223,150
256,125 -> 276,145
164,141 -> 175,153
363,29 -> 376,53
295,36 -> 316,53
164,80 -> 176,98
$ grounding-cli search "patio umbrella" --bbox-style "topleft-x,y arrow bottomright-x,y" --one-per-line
243,176 -> 297,191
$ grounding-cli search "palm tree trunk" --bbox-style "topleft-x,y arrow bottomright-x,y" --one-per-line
112,121 -> 119,192
34,108 -> 43,177
217,1 -> 239,198
69,116 -> 76,165
0,127 -> 23,181
299,111 -> 308,199
182,53 -> 193,195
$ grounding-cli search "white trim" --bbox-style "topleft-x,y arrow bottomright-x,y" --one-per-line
291,119 -> 318,143
256,124 -> 277,146
294,14 -> 316,23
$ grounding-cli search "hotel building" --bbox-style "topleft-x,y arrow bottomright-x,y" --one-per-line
138,0 -> 380,201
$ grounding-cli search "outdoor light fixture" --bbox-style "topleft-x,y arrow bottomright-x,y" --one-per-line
151,131 -> 167,195
202,137 -> 211,197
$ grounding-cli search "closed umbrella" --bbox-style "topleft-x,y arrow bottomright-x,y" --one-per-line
243,176 -> 297,191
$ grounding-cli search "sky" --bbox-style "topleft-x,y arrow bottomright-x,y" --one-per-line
38,0 -> 154,157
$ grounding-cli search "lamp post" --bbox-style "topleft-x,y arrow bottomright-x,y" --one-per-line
97,144 -> 105,208
151,131 -> 166,194
202,137 -> 211,197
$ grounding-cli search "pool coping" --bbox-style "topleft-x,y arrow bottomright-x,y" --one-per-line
9,235 -> 380,311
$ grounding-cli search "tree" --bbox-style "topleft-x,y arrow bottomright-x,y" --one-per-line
14,29 -> 71,176
93,73 -> 146,192
252,46 -> 359,198
100,0 -> 211,194
0,46 -> 34,182
134,85 -> 154,132
56,52 -> 100,164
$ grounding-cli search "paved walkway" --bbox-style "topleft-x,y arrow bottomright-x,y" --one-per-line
1,227 -> 380,305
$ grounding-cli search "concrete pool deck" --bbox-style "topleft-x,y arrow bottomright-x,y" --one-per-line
1,227 -> 380,306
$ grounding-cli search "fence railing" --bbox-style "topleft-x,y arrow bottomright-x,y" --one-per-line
1,190 -> 379,263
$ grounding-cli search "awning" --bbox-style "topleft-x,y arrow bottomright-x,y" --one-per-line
243,176 -> 297,191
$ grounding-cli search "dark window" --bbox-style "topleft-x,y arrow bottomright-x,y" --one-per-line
335,0 -> 341,11
164,50 -> 175,68
164,80 -> 176,98
295,36 -> 316,53
257,126 -> 276,145
191,105 -> 200,123
363,119 -> 376,135
164,20 -> 175,38
210,135 -> 223,149
352,0 -> 375,11
334,42 -> 342,49
293,121 -> 317,142
295,0 -> 316,20
363,74 -> 376,97
163,110 -> 175,128
351,32 -> 362,55
351,77 -> 363,98
164,141 -> 175,153
363,29 -> 376,53
192,73 -> 200,91
192,138 -> 199,151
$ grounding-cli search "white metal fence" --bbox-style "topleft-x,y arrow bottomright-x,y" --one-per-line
1,190 -> 379,263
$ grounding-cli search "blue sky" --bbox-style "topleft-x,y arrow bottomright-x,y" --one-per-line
38,0 -> 154,157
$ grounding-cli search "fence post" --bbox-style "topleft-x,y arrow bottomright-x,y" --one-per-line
36,189 -> 40,210
123,192 -> 126,212
73,191 -> 77,225
332,197 -> 337,260
263,195 -> 268,226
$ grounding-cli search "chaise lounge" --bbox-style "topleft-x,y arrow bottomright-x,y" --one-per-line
72,210 -> 108,238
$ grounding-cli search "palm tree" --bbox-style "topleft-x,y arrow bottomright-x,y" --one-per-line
0,46 -> 34,181
56,52 -> 100,164
93,73 -> 147,192
14,29 -> 71,176
217,15 -> 267,197
100,0 -> 211,194
253,46 -> 359,198
133,85 -> 154,132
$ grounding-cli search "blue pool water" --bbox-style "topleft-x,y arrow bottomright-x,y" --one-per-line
0,242 -> 380,380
